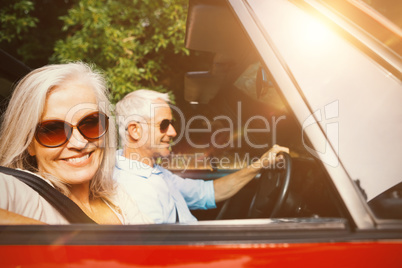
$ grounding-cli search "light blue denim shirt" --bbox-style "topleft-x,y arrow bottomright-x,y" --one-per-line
113,150 -> 216,223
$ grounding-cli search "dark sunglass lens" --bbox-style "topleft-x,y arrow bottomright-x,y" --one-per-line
36,121 -> 69,147
160,119 -> 171,133
78,112 -> 108,139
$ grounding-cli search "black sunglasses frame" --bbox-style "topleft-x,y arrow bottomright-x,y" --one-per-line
133,119 -> 174,133
158,119 -> 174,133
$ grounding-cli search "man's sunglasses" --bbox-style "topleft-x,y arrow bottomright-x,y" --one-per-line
35,111 -> 109,148
157,119 -> 174,133
136,119 -> 173,133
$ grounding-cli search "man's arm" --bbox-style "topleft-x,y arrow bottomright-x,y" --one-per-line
0,208 -> 46,225
213,145 -> 289,203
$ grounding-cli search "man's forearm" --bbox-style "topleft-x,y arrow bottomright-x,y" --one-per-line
213,165 -> 259,203
212,145 -> 289,203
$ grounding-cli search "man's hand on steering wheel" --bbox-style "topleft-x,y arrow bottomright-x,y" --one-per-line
251,144 -> 290,171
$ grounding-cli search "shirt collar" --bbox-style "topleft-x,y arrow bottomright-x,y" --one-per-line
115,149 -> 161,178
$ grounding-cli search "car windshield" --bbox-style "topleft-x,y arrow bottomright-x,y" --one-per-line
245,0 -> 401,201
322,0 -> 401,57
178,0 -> 402,221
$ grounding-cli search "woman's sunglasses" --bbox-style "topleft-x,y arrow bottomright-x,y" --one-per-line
35,111 -> 109,148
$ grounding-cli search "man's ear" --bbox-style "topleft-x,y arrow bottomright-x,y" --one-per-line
127,122 -> 141,141
27,143 -> 36,156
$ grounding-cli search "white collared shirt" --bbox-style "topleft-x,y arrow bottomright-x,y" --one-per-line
114,150 -> 216,223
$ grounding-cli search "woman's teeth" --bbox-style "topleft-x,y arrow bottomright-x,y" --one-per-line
66,154 -> 89,163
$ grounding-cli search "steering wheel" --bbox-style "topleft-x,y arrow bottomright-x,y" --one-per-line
248,152 -> 292,218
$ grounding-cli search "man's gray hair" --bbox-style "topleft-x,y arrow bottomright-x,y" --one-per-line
115,89 -> 170,147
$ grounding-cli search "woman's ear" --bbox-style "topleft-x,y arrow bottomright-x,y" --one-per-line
27,143 -> 36,156
127,122 -> 141,141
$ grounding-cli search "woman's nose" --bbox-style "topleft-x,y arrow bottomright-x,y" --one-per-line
66,127 -> 89,149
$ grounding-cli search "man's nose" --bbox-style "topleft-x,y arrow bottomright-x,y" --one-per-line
166,123 -> 177,137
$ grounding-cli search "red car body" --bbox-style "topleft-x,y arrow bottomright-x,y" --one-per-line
2,242 -> 402,267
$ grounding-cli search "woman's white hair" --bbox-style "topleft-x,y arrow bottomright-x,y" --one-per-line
0,62 -> 116,200
115,89 -> 170,147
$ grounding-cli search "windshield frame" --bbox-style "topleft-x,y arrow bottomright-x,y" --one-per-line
232,0 -> 402,228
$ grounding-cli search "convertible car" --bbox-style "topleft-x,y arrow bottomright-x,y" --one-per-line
1,0 -> 401,266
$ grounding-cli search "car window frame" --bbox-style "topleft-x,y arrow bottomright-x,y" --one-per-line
231,0 -> 402,229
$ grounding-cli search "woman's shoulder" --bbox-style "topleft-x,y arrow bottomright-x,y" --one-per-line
0,171 -> 41,200
0,171 -> 69,224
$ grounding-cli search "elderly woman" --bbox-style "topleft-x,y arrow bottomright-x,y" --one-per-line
0,62 -> 152,224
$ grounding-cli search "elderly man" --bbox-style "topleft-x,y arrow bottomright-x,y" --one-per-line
114,89 -> 288,223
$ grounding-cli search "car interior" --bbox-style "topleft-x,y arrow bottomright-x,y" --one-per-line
169,0 -> 347,223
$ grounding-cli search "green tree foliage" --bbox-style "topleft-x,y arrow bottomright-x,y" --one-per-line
0,0 -> 76,68
52,0 -> 190,102
0,0 -> 37,43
